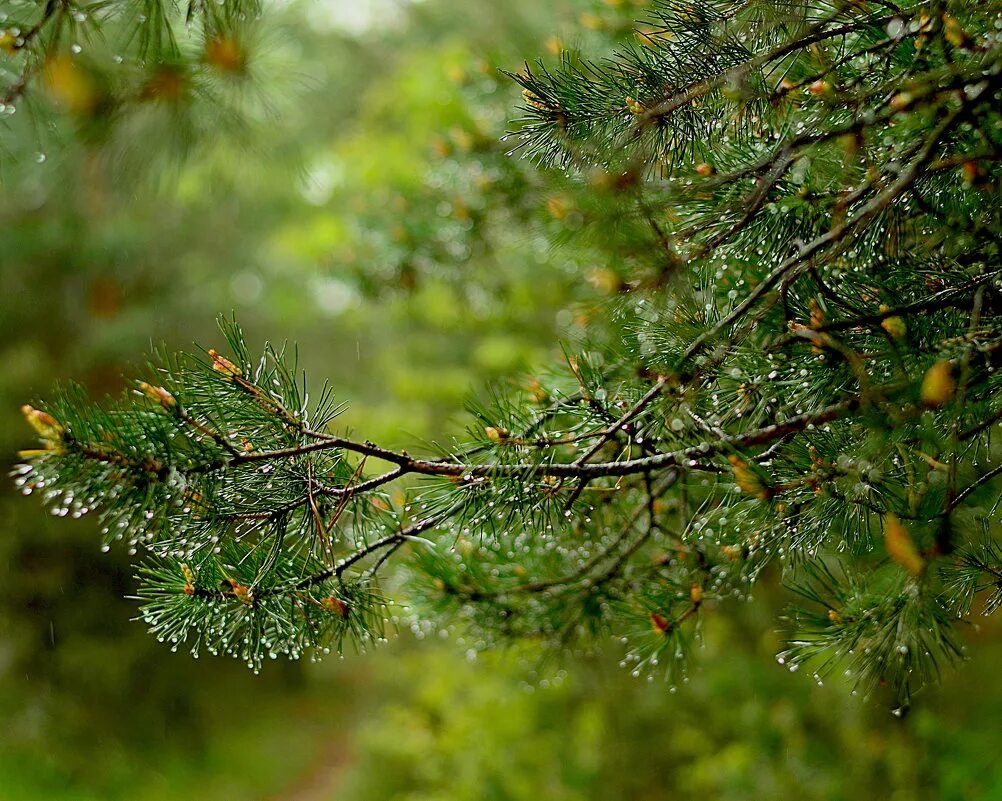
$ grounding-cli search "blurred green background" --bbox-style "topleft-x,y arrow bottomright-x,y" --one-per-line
2,1 -> 1002,799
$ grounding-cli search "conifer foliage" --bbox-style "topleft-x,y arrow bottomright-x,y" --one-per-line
15,0 -> 1002,708
0,0 -> 266,160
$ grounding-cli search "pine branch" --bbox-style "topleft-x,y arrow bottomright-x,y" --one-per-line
13,0 -> 1002,706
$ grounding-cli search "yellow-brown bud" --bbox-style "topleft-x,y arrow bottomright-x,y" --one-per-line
546,195 -> 571,220
484,426 -> 508,443
180,563 -> 197,595
204,35 -> 245,73
728,454 -> 772,501
884,513 -> 925,577
528,379 -> 550,405
808,298 -> 825,329
208,349 -> 242,377
228,579 -> 254,606
962,161 -> 985,187
720,544 -> 742,561
920,360 -> 955,408
879,306 -> 907,339
942,14 -> 972,48
521,88 -> 549,111
21,405 -> 64,442
43,53 -> 99,116
139,382 -> 177,408
0,30 -> 17,54
889,92 -> 913,111
141,66 -> 188,102
650,612 -> 671,634
321,595 -> 350,618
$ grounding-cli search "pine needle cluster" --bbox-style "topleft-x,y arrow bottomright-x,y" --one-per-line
0,0 -> 273,164
15,0 -> 1002,708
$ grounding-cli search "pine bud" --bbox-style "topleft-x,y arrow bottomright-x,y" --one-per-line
43,53 -> 100,116
720,545 -> 742,561
884,513 -> 925,577
914,12 -> 932,50
690,584 -> 703,604
694,162 -> 715,177
484,426 -> 508,443
208,349 -> 242,377
546,195 -> 571,220
827,608 -> 841,623
141,66 -> 188,103
942,14 -> 972,49
879,306 -> 907,339
521,88 -> 549,111
635,27 -> 673,47
16,449 -> 56,458
228,578 -> 254,606
625,96 -> 645,115
920,360 -> 955,408
21,405 -> 64,443
181,563 -> 196,596
204,35 -> 245,74
588,267 -> 624,294
728,454 -> 772,500
540,476 -> 561,497
650,612 -> 671,634
321,595 -> 350,618
961,161 -> 985,187
138,382 -> 177,408
0,30 -> 17,54
528,379 -> 550,405
889,92 -> 913,111
808,298 -> 825,329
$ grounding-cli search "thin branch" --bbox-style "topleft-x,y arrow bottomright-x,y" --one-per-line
680,94 -> 978,367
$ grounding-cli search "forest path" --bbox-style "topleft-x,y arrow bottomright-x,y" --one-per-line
266,731 -> 353,801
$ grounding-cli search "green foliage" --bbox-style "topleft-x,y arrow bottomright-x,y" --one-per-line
334,632 -> 1002,801
0,2 -> 591,791
14,0 -> 1002,719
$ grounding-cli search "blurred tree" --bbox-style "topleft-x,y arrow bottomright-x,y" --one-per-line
0,0 -> 594,794
12,0 -> 1002,737
0,2 -> 634,797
